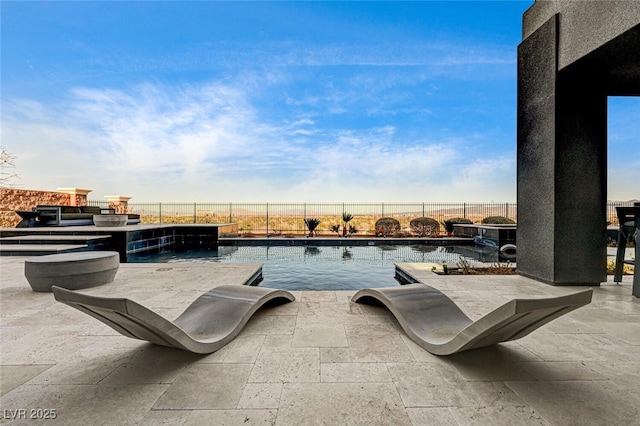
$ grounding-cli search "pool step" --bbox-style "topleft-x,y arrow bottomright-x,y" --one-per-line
0,235 -> 111,256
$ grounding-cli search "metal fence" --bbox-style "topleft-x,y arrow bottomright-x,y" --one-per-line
87,200 -> 634,235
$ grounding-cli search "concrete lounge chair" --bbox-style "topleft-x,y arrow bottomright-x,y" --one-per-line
52,285 -> 295,354
352,283 -> 593,355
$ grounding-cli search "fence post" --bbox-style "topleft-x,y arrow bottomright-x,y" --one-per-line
422,203 -> 425,218
463,202 -> 466,219
506,202 -> 509,220
266,203 -> 269,236
193,203 -> 197,224
382,202 -> 384,217
159,202 -> 162,224
229,203 -> 232,224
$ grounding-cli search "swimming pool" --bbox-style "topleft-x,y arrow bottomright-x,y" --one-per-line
129,244 -> 495,291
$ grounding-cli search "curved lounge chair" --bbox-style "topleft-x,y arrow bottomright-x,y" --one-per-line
352,283 -> 592,355
52,285 -> 295,354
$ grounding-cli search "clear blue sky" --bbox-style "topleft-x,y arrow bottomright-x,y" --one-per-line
1,1 -> 637,202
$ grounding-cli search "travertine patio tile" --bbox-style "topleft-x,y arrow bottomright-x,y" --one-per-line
587,318 -> 640,345
223,334 -> 266,364
517,331 -> 640,362
249,347 -> 320,383
154,364 -> 252,409
1,256 -> 638,424
261,334 -> 292,348
100,362 -> 187,385
345,323 -> 415,362
387,362 -> 523,407
506,380 -> 640,425
362,313 -> 398,326
292,324 -> 348,347
584,360 -> 640,391
536,315 -> 605,334
139,409 -> 191,425
319,347 -> 353,363
242,315 -> 296,335
299,291 -> 337,303
122,342 -> 209,364
450,405 -> 551,426
26,341 -> 138,385
237,383 -> 283,408
0,383 -> 168,424
254,301 -> 299,316
444,345 -> 603,382
277,382 -> 411,425
185,409 -> 277,425
321,362 -> 391,383
405,407 -> 458,425
0,326 -> 99,364
399,335 -> 443,362
0,365 -> 52,396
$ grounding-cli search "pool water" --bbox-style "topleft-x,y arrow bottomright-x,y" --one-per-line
129,244 -> 494,291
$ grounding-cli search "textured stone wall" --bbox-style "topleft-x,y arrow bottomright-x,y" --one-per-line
108,201 -> 129,214
0,188 -> 73,227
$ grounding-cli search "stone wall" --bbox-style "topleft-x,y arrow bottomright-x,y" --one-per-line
105,196 -> 132,215
0,188 -> 133,227
0,188 -> 73,227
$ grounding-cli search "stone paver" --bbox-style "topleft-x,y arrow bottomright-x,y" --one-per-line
0,257 -> 638,425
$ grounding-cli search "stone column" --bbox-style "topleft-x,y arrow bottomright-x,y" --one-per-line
517,14 -> 607,285
57,188 -> 92,207
105,195 -> 131,214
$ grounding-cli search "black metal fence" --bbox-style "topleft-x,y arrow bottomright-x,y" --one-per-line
86,200 -> 633,235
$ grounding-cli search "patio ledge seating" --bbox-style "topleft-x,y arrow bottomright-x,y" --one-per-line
52,284 -> 295,354
352,283 -> 593,355
31,205 -> 141,226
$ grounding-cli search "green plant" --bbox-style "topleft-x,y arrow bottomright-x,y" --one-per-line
481,216 -> 516,224
304,218 -> 321,236
342,212 -> 354,237
375,217 -> 401,237
347,224 -> 358,237
330,224 -> 341,236
410,217 -> 440,237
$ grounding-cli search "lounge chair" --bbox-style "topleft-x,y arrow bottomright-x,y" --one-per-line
352,283 -> 592,355
52,285 -> 295,354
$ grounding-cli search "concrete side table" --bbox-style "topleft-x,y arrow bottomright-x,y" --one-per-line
93,214 -> 128,227
25,251 -> 120,292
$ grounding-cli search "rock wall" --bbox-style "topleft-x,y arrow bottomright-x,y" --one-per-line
0,188 -> 77,227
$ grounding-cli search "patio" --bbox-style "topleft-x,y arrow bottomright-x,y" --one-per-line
1,257 -> 638,425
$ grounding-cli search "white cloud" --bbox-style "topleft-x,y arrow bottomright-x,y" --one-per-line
2,73 -> 519,202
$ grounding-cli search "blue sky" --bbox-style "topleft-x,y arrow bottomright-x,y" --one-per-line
1,1 -> 637,202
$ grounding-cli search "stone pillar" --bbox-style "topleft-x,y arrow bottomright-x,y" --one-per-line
518,1 -> 639,286
517,15 -> 607,285
105,195 -> 131,214
57,188 -> 92,207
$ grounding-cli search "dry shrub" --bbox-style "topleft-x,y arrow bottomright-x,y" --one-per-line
375,217 -> 401,237
481,216 -> 516,224
449,217 -> 473,224
410,217 -> 440,237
